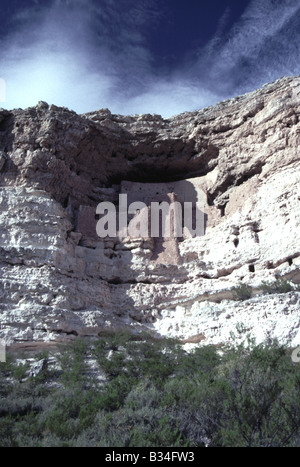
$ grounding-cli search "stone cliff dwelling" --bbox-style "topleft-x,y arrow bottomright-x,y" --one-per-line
0,76 -> 299,348
76,178 -> 208,266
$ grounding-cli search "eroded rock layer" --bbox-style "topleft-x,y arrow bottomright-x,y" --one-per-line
0,76 -> 300,348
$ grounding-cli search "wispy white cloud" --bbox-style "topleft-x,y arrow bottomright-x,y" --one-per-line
195,0 -> 300,95
0,0 -> 159,112
0,0 -> 300,117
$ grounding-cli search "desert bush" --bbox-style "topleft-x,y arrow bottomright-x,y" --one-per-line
76,381 -> 186,447
12,362 -> 29,382
1,335 -> 300,447
0,416 -> 18,447
175,345 -> 220,377
57,338 -> 89,388
232,283 -> 253,301
207,342 -> 300,446
260,279 -> 298,295
41,387 -> 93,440
94,331 -> 181,386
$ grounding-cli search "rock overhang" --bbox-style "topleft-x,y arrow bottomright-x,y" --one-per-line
0,75 -> 299,347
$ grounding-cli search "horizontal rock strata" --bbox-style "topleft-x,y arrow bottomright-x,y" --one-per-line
0,76 -> 299,348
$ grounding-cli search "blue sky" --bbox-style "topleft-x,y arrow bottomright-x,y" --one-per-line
0,0 -> 300,116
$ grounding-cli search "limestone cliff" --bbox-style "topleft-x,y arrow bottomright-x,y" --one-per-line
0,76 -> 299,349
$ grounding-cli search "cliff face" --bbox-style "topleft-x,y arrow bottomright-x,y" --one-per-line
0,76 -> 299,349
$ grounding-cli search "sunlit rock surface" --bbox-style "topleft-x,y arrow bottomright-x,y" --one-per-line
0,76 -> 299,348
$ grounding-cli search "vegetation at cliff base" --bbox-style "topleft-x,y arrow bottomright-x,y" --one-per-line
0,332 -> 300,447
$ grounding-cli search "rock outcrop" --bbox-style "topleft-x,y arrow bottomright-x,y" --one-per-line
0,75 -> 299,349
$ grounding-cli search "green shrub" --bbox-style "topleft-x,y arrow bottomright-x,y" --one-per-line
260,279 -> 298,294
12,362 -> 29,382
1,335 -> 300,447
0,416 -> 18,447
57,338 -> 89,388
76,381 -> 187,447
94,331 -> 181,386
41,387 -> 97,440
232,283 -> 253,301
207,342 -> 300,446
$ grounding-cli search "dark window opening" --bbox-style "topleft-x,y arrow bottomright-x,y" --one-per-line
219,205 -> 226,217
62,196 -> 69,208
233,238 -> 239,248
288,258 -> 293,266
249,264 -> 255,273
